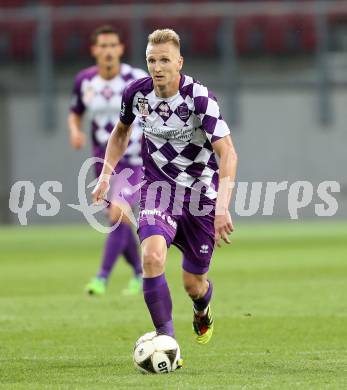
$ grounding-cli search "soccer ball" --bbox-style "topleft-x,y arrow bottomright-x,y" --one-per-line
133,331 -> 181,374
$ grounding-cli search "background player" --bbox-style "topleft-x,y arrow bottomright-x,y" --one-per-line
92,29 -> 238,344
68,25 -> 147,296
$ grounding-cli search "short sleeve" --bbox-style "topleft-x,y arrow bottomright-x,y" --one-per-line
120,83 -> 136,125
193,83 -> 230,144
69,75 -> 86,115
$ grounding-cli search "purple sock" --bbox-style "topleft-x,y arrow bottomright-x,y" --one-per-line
143,274 -> 174,337
97,223 -> 129,279
123,227 -> 142,276
193,280 -> 213,312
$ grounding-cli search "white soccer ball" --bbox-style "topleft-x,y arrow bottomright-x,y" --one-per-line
133,331 -> 181,374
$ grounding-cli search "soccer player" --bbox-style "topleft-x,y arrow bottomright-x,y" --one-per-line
92,29 -> 237,344
68,25 -> 147,296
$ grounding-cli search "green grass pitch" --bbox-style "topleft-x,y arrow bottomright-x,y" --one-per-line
0,222 -> 346,389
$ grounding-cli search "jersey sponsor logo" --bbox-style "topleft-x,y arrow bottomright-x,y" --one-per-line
140,209 -> 177,229
177,103 -> 189,121
141,123 -> 194,142
138,97 -> 149,116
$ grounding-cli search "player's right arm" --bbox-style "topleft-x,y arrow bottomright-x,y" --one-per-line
68,112 -> 86,149
68,70 -> 88,150
92,120 -> 132,204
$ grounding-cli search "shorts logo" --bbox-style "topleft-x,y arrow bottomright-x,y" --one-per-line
200,244 -> 209,254
138,97 -> 149,116
140,209 -> 177,229
177,103 -> 189,121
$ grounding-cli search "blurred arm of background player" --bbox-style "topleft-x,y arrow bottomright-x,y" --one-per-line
213,135 -> 238,247
68,112 -> 86,149
92,121 -> 132,203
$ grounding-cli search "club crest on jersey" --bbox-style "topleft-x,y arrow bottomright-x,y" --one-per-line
158,102 -> 170,117
177,103 -> 189,120
138,97 -> 149,116
200,244 -> 209,254
101,85 -> 114,100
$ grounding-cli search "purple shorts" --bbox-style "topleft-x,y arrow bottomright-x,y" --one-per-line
138,180 -> 216,275
95,160 -> 143,208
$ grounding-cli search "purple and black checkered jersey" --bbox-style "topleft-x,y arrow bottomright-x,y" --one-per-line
70,63 -> 147,166
120,74 -> 231,199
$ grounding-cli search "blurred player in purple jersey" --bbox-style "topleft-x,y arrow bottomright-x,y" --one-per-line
68,25 -> 147,296
92,29 -> 238,345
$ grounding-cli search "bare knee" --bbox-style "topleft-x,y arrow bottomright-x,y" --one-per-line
141,236 -> 167,277
142,248 -> 165,276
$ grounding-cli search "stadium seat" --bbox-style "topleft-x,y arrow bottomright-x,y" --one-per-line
234,16 -> 268,55
0,0 -> 26,7
0,22 -> 11,59
327,9 -> 347,51
263,17 -> 286,54
0,20 -> 36,60
38,0 -> 102,5
144,16 -> 221,56
190,17 -> 221,56
282,15 -> 316,53
52,19 -> 131,60
234,13 -> 317,56
52,20 -> 85,60
144,17 -> 193,53
2,1 -> 344,60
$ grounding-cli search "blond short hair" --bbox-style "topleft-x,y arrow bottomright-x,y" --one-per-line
147,29 -> 180,50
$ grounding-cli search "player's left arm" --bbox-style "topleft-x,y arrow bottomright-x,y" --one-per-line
212,135 -> 238,247
193,82 -> 238,246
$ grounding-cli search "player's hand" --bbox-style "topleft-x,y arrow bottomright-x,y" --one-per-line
214,210 -> 234,247
92,177 -> 110,205
70,130 -> 86,149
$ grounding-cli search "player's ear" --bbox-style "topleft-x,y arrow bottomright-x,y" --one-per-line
90,44 -> 97,59
178,56 -> 183,71
118,43 -> 125,57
